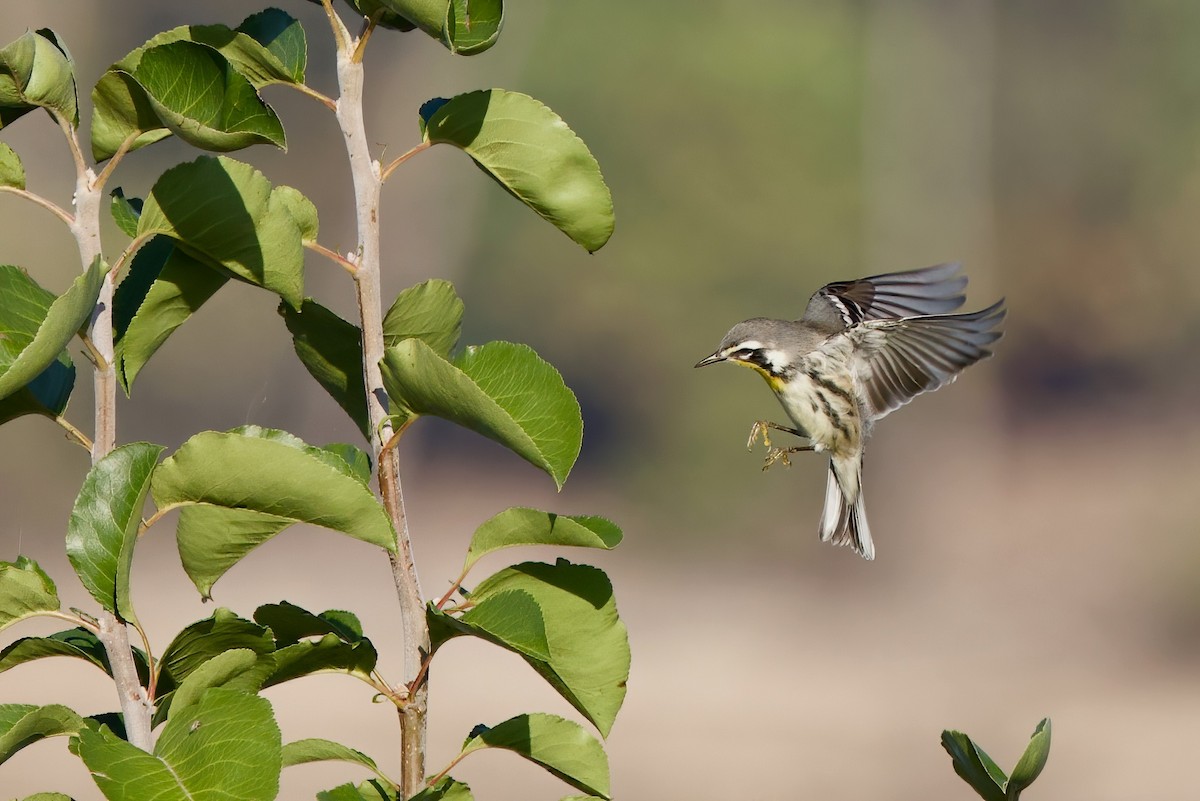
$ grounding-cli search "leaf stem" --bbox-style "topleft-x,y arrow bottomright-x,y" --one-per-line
291,82 -> 339,112
92,133 -> 137,194
381,142 -> 432,183
305,240 -> 358,276
434,571 -> 468,610
425,749 -> 471,789
352,13 -> 382,64
0,186 -> 74,227
54,415 -> 93,452
131,619 -> 158,700
41,609 -> 97,632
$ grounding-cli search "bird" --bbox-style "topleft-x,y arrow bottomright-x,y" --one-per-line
694,263 -> 1004,560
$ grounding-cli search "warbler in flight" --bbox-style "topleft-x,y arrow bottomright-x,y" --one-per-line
695,263 -> 1004,560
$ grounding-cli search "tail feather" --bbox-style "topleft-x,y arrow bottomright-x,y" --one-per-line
819,460 -> 874,560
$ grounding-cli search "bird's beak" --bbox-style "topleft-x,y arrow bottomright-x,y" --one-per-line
694,351 -> 725,368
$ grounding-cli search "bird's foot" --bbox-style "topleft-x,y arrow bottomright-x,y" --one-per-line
760,444 -> 814,471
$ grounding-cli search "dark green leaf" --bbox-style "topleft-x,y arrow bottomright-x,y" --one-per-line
75,688 -> 281,801
0,628 -> 149,684
0,704 -> 84,766
254,602 -> 365,645
0,557 -> 59,633
381,340 -> 581,489
409,777 -> 473,801
155,609 -> 274,697
464,508 -> 621,572
443,561 -> 628,737
281,300 -> 370,440
365,0 -> 501,54
113,237 -> 229,394
0,264 -> 77,423
0,141 -> 25,188
0,259 -> 105,403
152,428 -> 396,598
109,188 -> 142,237
66,442 -> 165,624
0,30 -> 77,128
166,649 -> 272,723
318,780 -> 402,801
941,729 -> 1007,801
264,635 -> 377,687
429,590 -> 550,661
460,713 -> 609,798
0,351 -> 73,427
137,156 -> 304,308
1007,718 -> 1051,800
237,9 -> 308,83
382,279 -> 463,358
420,90 -> 613,252
282,738 -> 392,784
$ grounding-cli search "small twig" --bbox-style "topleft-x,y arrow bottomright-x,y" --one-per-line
434,571 -> 468,611
138,506 -> 174,535
131,619 -> 158,700
92,132 -> 138,193
77,332 -> 110,371
381,142 -> 432,183
305,240 -> 358,276
0,186 -> 74,227
353,12 -> 382,63
54,416 -> 94,452
425,749 -> 471,789
110,232 -> 154,281
53,111 -> 88,181
41,609 -> 97,632
290,82 -> 338,112
406,649 -> 434,698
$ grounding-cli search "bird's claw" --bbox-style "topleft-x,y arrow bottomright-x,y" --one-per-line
746,420 -> 774,451
762,446 -> 794,471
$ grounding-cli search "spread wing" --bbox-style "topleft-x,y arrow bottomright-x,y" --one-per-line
848,300 -> 1006,420
803,263 -> 969,331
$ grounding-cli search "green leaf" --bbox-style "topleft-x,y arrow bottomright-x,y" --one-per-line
0,557 -> 59,634
410,777 -> 473,801
265,634 -> 378,687
109,188 -> 142,237
152,428 -> 396,598
20,793 -> 75,801
166,649 -> 272,724
0,259 -> 105,403
273,185 -> 318,241
460,713 -> 609,798
155,609 -> 274,697
420,90 -> 613,252
75,688 -> 281,801
90,16 -> 304,162
318,780 -> 402,801
136,156 -> 304,308
254,602 -> 364,645
383,279 -> 463,358
113,237 -> 229,394
440,561 -> 628,737
464,508 -> 621,572
0,30 -> 77,128
0,346 -> 73,427
0,141 -> 25,188
941,729 -> 1007,801
0,704 -> 84,766
66,442 -> 165,625
0,628 -> 149,684
1007,718 -> 1051,800
429,590 -> 550,661
281,300 -> 370,440
0,264 -> 81,423
367,0 -> 502,54
381,339 -> 581,489
283,738 -> 392,784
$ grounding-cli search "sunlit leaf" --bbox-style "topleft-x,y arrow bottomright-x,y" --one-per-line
283,738 -> 392,785
0,704 -> 84,767
155,609 -> 274,698
460,713 -> 609,798
464,508 -> 621,572
1007,718 -> 1052,799
0,627 -> 149,684
0,141 -> 25,188
941,729 -> 1007,801
382,279 -> 463,358
0,30 -> 77,128
0,557 -> 59,634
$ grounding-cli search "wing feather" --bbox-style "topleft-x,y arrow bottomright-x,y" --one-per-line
805,263 -> 969,330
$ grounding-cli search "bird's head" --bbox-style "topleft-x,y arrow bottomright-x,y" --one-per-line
695,318 -> 799,381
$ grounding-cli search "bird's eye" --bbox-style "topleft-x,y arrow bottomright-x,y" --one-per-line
734,348 -> 757,361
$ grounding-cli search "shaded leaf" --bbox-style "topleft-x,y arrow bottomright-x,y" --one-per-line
237,9 -> 308,82
0,627 -> 149,684
75,688 -> 281,801
155,609 -> 274,697
152,428 -> 396,598
66,442 -> 165,625
1007,718 -> 1051,800
0,30 -> 77,128
382,279 -> 463,358
254,602 -> 364,645
283,738 -> 392,784
941,729 -> 1007,801
0,259 -> 105,403
464,508 -> 621,572
420,90 -> 613,252
265,634 -> 378,687
460,713 -> 609,798
281,300 -> 370,440
410,777 -> 473,801
137,156 -> 304,308
0,557 -> 59,634
0,141 -> 25,188
0,704 -> 84,767
381,339 -> 581,489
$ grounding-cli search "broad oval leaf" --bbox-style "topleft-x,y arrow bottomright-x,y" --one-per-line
265,634 -> 378,688
281,300 -> 370,440
460,713 -> 609,798
282,738 -> 392,785
137,156 -> 304,308
381,339 -> 582,489
0,141 -> 25,188
0,30 -> 77,129
1007,718 -> 1051,799
155,609 -> 274,698
236,9 -> 308,82
383,279 -> 463,358
420,90 -> 613,252
114,237 -> 228,394
380,0 -> 502,54
0,259 -> 105,402
464,508 -> 621,572
453,561 -> 628,737
75,688 -> 281,801
429,589 -> 550,662
163,649 -> 273,724
66,442 -> 165,624
0,557 -> 59,634
941,729 -> 1007,801
254,602 -> 365,646
0,628 -> 149,684
0,704 -> 84,767
151,428 -> 396,598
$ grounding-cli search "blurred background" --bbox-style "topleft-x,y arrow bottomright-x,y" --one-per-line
2,1 -> 1199,798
